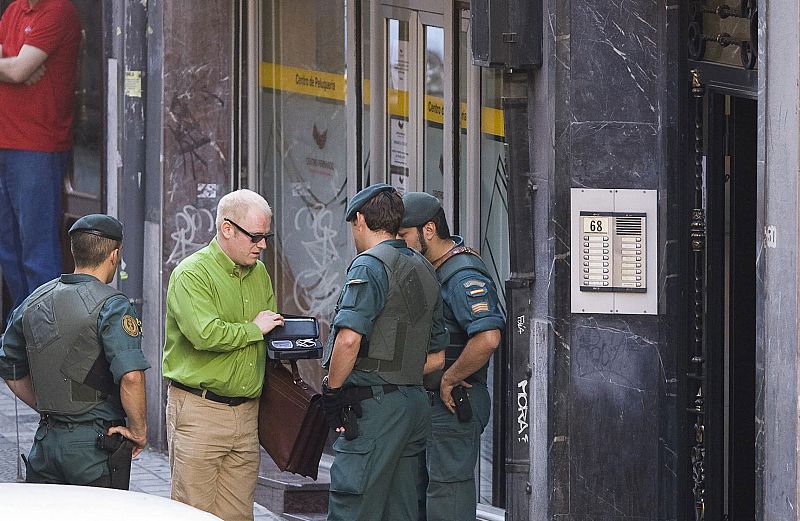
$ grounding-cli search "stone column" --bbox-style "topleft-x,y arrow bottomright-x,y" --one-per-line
760,0 -> 800,518
541,0 -> 682,518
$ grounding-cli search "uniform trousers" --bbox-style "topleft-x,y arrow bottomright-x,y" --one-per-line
425,384 -> 491,521
25,418 -> 113,486
166,384 -> 260,521
328,385 -> 431,521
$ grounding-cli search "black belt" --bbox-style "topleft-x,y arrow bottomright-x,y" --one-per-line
343,384 -> 402,403
170,381 -> 250,406
41,416 -> 123,429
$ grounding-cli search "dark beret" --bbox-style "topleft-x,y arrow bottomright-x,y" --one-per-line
401,192 -> 442,228
69,214 -> 124,241
345,183 -> 397,222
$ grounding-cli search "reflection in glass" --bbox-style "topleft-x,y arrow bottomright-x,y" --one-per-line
457,26 -> 468,234
423,25 -> 445,201
70,0 -> 103,197
387,19 -> 410,193
361,2 -> 371,184
259,0 -> 349,344
479,67 -> 508,506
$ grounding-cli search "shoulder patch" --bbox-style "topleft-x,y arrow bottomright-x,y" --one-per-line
345,278 -> 367,286
122,315 -> 140,337
466,286 -> 488,298
471,302 -> 490,315
462,279 -> 486,289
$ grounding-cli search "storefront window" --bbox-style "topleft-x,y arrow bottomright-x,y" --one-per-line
256,2 -> 508,508
259,0 -> 349,333
479,66 -> 508,506
422,25 -> 445,200
480,68 -> 509,307
457,21 -> 468,234
387,18 -> 410,192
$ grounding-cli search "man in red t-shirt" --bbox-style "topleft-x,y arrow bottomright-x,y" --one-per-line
0,0 -> 81,310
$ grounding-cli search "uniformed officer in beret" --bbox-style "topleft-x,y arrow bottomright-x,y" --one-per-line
0,214 -> 149,488
322,184 -> 449,521
398,192 -> 505,521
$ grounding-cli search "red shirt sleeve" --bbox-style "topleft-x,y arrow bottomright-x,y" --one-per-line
0,10 -> 8,48
25,3 -> 79,56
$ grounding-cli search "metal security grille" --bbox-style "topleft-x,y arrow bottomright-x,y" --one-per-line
688,68 -> 708,521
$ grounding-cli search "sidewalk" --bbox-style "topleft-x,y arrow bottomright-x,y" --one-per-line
0,384 -> 282,520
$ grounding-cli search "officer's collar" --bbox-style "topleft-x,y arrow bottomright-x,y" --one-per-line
382,238 -> 407,248
209,238 -> 252,278
60,273 -> 102,284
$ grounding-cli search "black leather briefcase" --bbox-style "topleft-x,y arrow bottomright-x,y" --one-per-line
264,316 -> 323,360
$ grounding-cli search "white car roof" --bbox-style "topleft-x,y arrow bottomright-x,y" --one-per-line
0,483 -> 222,520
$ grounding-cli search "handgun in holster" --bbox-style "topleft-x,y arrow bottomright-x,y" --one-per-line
451,385 -> 472,422
96,433 -> 133,490
340,398 -> 364,441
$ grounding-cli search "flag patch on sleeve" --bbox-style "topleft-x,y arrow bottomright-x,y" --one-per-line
467,287 -> 488,297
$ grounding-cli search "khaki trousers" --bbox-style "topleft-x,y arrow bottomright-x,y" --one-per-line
166,384 -> 260,521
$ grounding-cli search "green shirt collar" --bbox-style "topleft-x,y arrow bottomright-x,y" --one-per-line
209,237 -> 252,278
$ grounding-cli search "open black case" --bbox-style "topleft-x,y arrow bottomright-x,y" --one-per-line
264,316 -> 323,360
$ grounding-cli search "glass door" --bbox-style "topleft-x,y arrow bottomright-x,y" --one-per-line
377,5 -> 508,508
385,13 -> 414,192
380,8 -> 445,199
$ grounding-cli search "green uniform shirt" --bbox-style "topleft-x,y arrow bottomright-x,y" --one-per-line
441,236 -> 505,337
438,236 -> 505,385
0,274 -> 150,423
330,239 -> 448,387
162,238 -> 276,398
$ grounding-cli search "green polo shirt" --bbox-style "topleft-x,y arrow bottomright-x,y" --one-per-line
162,238 -> 276,398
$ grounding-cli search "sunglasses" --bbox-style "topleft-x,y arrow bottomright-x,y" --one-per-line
224,218 -> 274,244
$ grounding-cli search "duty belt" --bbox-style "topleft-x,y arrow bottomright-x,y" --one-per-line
40,415 -> 124,429
343,384 -> 401,402
170,380 -> 251,406
446,332 -> 468,360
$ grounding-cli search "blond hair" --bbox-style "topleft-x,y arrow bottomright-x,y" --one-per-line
215,189 -> 273,232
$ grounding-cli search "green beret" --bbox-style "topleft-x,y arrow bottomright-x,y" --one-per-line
69,214 -> 124,241
401,192 -> 442,227
345,183 -> 396,222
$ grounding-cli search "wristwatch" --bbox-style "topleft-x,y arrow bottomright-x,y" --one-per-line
322,375 -> 340,394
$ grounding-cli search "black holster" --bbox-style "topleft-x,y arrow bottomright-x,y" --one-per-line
339,390 -> 366,440
96,433 -> 133,490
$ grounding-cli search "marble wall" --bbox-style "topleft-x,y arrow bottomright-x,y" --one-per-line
544,0 -> 683,519
149,0 -> 234,448
161,0 -> 233,280
760,0 -> 800,519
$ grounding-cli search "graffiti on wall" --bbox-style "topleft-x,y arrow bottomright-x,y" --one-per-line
290,202 -> 343,329
166,203 -> 216,265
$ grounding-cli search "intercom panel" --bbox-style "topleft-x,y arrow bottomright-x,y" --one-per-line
571,189 -> 657,315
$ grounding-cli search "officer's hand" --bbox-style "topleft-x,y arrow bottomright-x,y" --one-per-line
321,385 -> 346,432
107,426 -> 147,458
254,310 -> 285,334
439,377 -> 472,414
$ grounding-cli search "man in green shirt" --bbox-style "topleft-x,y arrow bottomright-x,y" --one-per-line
163,189 -> 284,521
